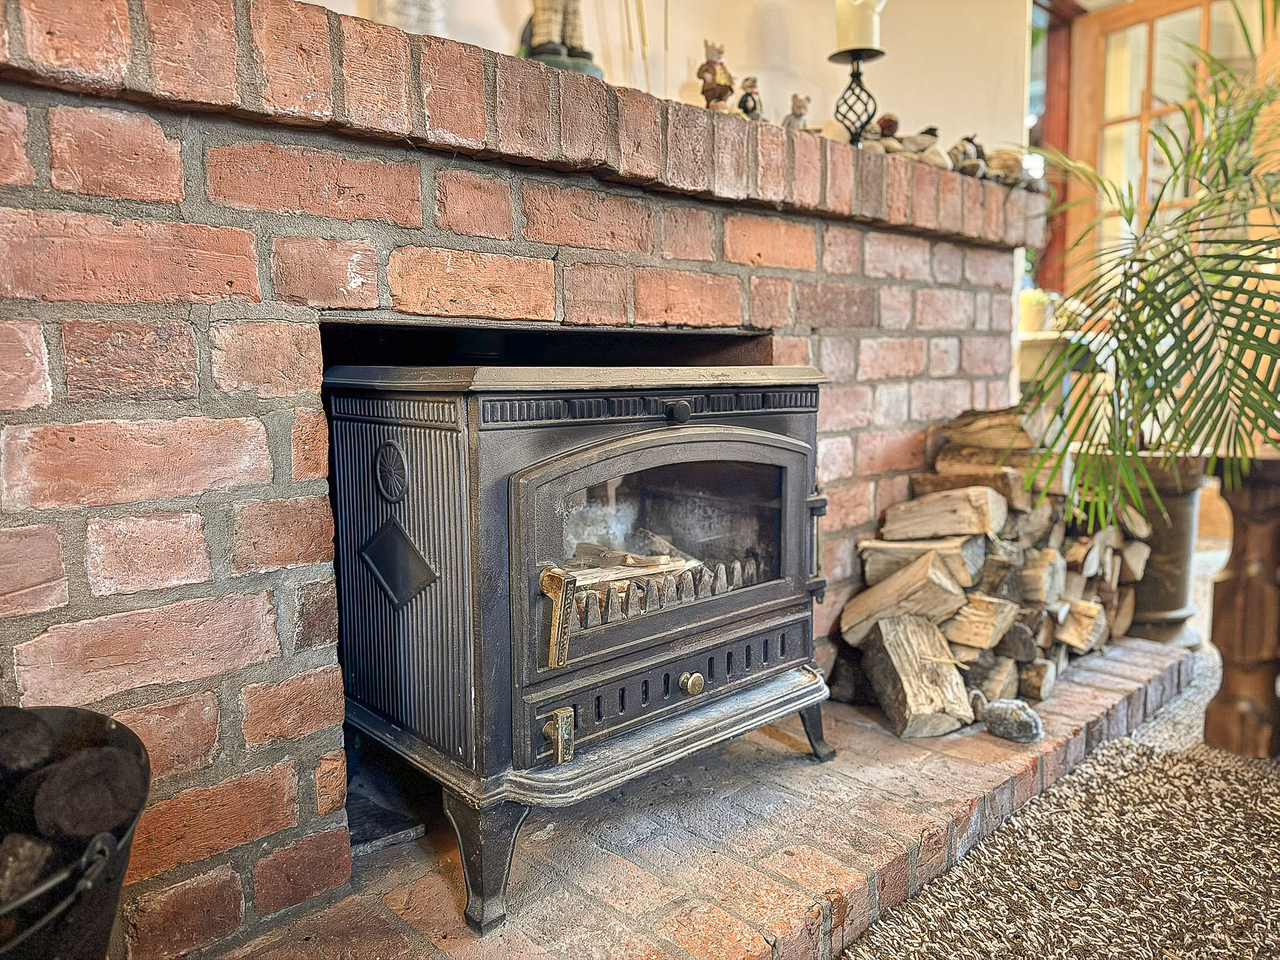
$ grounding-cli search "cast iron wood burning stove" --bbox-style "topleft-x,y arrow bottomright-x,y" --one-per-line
324,365 -> 834,930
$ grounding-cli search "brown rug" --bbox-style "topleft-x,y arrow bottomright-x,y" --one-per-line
844,644 -> 1280,960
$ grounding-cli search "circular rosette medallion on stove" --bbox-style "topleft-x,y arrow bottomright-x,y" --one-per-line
373,440 -> 409,504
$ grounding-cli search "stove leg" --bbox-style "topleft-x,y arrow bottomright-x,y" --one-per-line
799,704 -> 836,762
442,791 -> 530,933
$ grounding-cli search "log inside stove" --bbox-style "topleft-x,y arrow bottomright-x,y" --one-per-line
562,535 -> 772,630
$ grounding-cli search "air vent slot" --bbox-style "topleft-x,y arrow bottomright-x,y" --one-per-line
527,623 -> 810,766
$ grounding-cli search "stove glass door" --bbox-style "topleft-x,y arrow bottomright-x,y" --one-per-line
511,425 -> 814,682
561,460 -> 783,600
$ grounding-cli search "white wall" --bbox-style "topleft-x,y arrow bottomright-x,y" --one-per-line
315,0 -> 1032,151
448,0 -> 1032,150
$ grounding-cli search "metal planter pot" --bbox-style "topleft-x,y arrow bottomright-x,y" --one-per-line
1125,456 -> 1205,647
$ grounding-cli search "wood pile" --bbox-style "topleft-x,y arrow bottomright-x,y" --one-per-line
830,408 -> 1154,739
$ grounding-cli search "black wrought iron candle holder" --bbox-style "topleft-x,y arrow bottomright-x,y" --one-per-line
835,59 -> 877,144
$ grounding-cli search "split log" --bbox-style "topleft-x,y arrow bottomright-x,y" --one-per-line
1056,598 -> 1108,653
1062,570 -> 1088,601
1118,503 -> 1153,541
1119,541 -> 1151,583
863,616 -> 974,737
1044,600 -> 1072,625
840,552 -> 967,647
977,537 -> 1024,603
1094,525 -> 1124,551
860,536 -> 986,589
942,592 -> 1020,649
1034,613 -> 1056,651
1018,658 -> 1057,700
879,487 -> 1008,541
1013,501 -> 1058,548
949,643 -> 995,668
1110,586 -> 1136,638
1047,521 -> 1067,550
934,445 -> 1072,496
1053,642 -> 1071,675
1022,548 -> 1066,605
911,468 -> 1032,512
974,655 -> 1019,702
1103,552 -> 1122,593
941,407 -> 1056,449
994,621 -> 1038,663
1063,536 -> 1102,578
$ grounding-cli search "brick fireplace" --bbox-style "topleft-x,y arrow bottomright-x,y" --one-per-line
0,0 -> 1043,956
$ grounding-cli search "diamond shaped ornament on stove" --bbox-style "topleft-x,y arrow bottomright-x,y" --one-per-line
360,516 -> 437,609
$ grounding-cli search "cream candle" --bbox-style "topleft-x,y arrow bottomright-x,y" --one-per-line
832,0 -> 887,62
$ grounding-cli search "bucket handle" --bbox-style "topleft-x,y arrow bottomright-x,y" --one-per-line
0,833 -> 117,955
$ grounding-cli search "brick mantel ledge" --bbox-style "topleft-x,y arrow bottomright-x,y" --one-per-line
0,0 -> 1044,251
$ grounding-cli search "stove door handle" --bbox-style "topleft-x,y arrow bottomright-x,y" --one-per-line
807,490 -> 828,602
540,567 -> 577,669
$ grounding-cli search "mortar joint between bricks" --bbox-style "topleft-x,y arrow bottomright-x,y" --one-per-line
232,0 -> 264,114
325,9 -> 347,127
481,49 -> 499,154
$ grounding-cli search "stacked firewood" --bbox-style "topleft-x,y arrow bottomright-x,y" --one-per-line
829,409 -> 1152,738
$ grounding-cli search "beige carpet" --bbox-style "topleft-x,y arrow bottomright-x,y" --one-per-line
845,545 -> 1280,960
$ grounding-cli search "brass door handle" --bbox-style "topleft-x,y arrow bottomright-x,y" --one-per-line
679,671 -> 705,695
542,707 -> 575,764
540,567 -> 577,669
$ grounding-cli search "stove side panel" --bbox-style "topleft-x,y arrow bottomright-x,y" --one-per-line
329,393 -> 475,770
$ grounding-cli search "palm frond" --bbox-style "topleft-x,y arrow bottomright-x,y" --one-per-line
1025,6 -> 1280,527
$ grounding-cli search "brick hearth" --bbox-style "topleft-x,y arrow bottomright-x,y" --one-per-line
0,0 -> 1045,956
200,641 -> 1196,960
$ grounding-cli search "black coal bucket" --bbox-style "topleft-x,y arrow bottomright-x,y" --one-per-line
0,708 -> 151,960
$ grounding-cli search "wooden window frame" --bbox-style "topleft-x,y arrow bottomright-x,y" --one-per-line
1064,0 -> 1223,290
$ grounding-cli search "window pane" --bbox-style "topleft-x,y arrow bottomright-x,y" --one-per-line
1152,8 -> 1203,108
1100,120 -> 1142,201
1148,111 -> 1193,205
1209,0 -> 1263,72
1098,216 -> 1137,261
1105,24 -> 1148,119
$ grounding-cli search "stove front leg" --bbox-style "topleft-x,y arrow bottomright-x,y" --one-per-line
799,704 -> 836,762
442,791 -> 531,933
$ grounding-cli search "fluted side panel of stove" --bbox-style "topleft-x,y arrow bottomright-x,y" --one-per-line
330,396 -> 475,767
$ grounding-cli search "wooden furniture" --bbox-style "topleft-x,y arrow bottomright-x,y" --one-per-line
1205,460 -> 1280,758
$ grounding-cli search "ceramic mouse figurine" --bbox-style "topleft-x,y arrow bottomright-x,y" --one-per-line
781,94 -> 811,130
970,689 -> 1043,743
697,40 -> 734,110
737,76 -> 764,121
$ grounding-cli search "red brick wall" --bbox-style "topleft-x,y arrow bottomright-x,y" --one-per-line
0,0 -> 1044,956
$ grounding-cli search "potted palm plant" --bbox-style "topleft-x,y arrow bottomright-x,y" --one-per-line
1024,2 -> 1280,654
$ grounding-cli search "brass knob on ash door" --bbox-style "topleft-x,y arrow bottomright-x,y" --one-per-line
679,671 -> 705,695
